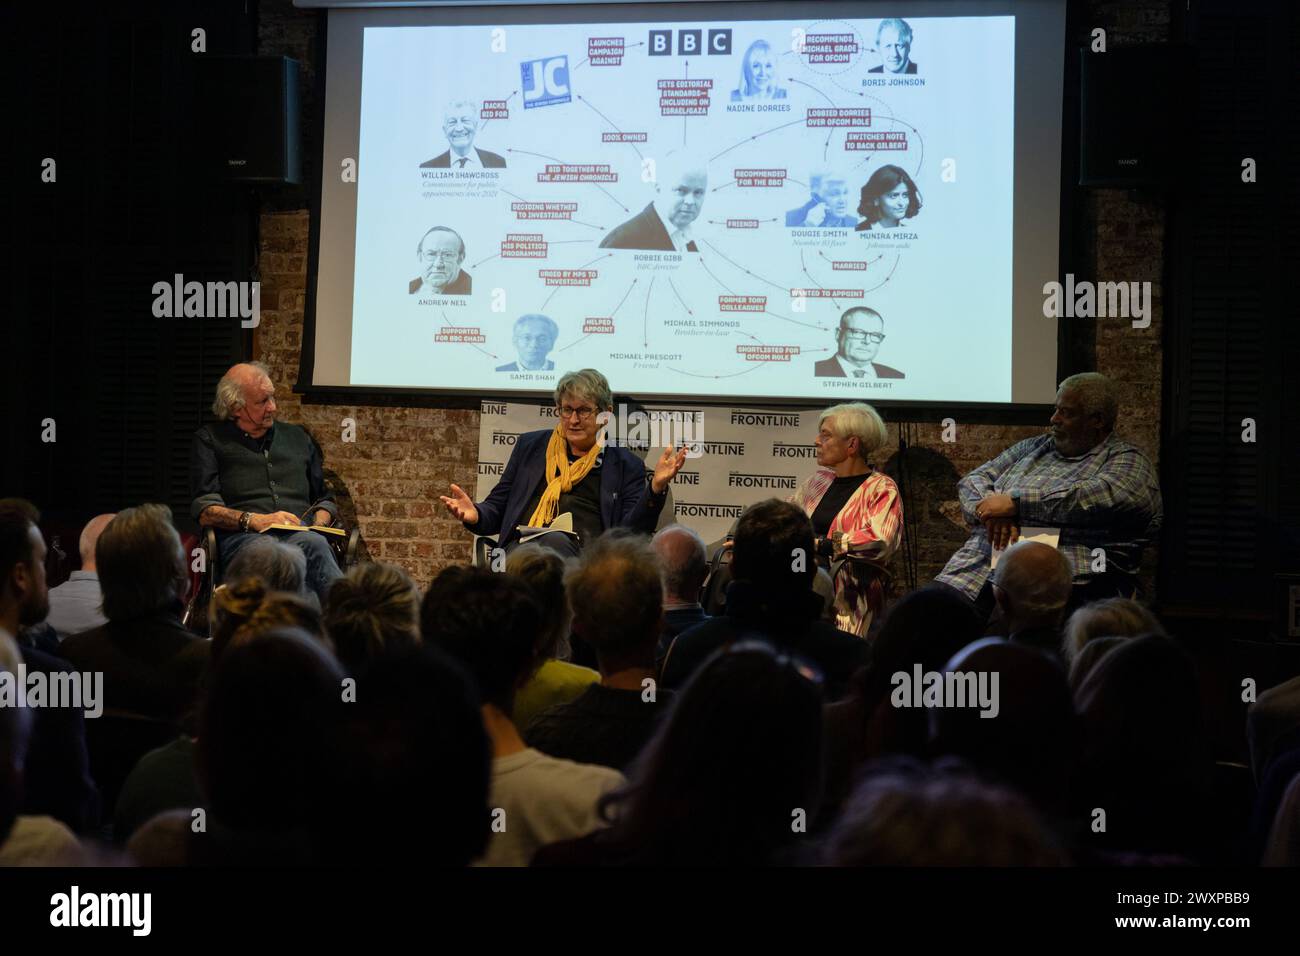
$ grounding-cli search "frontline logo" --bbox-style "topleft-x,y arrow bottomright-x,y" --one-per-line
731,412 -> 801,427
676,502 -> 745,518
477,461 -> 505,476
522,56 -> 571,109
728,472 -> 797,489
491,431 -> 523,446
772,442 -> 819,458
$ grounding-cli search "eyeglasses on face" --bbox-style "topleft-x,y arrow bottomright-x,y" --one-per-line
842,329 -> 885,344
421,250 -> 460,263
557,405 -> 598,421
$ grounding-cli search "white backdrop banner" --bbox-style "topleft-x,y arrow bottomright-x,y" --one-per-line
476,400 -> 832,546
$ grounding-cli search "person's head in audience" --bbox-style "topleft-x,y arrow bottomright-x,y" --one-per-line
77,513 -> 116,573
1062,596 -> 1164,665
210,578 -> 323,665
594,641 -> 824,864
0,498 -> 48,636
197,627 -> 345,857
991,540 -> 1073,639
506,544 -> 573,661
566,530 -> 662,678
224,537 -> 307,599
731,499 -> 817,605
0,633 -> 32,844
861,585 -> 985,757
1067,635 -> 1126,695
323,562 -> 420,677
95,504 -> 189,623
823,757 -> 1067,866
651,524 -> 707,607
420,566 -> 543,722
339,644 -> 491,866
1074,633 -> 1211,858
929,638 -> 1078,823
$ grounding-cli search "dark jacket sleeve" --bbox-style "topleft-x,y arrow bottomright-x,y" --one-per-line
18,646 -> 101,833
189,426 -> 225,521
468,432 -> 539,538
614,447 -> 667,533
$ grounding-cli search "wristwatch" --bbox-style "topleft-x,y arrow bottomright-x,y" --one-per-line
239,511 -> 252,532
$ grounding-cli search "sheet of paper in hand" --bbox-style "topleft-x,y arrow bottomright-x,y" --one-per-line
990,527 -> 1060,570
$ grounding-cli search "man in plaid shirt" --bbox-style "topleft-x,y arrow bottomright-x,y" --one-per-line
935,373 -> 1162,619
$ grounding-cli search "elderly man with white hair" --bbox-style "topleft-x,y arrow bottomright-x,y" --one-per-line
936,372 -> 1162,622
189,362 -> 342,602
786,169 -> 858,228
419,98 -> 506,169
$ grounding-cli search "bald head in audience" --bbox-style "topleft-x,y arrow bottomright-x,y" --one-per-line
78,514 -> 115,573
991,541 -> 1073,653
651,524 -> 707,607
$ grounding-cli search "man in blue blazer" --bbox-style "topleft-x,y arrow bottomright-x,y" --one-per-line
440,370 -> 689,551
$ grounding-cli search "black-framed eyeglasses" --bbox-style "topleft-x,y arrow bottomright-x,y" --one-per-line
557,405 -> 598,421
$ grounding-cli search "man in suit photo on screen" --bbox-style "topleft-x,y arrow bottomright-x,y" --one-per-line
600,153 -> 707,252
496,314 -> 559,372
813,307 -> 905,379
786,169 -> 859,228
419,99 -> 507,169
408,226 -> 472,295
868,19 -> 918,74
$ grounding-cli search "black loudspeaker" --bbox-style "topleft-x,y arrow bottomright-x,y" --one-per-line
1079,46 -> 1184,187
193,56 -> 301,185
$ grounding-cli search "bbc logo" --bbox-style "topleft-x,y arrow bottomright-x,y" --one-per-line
649,29 -> 732,56
521,55 -> 571,109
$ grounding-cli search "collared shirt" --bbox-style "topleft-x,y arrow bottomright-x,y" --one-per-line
935,432 -> 1163,599
652,203 -> 693,252
45,570 -> 107,639
836,354 -> 878,380
450,149 -> 482,170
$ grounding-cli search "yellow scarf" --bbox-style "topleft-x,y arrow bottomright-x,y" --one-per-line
527,423 -> 601,528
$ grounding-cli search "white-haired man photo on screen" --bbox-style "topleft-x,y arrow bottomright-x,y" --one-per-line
409,226 -> 472,296
869,19 -> 918,74
496,314 -> 559,372
420,98 -> 507,169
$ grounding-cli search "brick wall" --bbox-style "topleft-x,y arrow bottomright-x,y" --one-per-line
255,0 -> 1170,591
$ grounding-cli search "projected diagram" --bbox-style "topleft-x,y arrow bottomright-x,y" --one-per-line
352,16 -> 1014,401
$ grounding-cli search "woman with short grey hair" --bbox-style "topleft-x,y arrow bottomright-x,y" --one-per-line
439,368 -> 689,553
789,402 -> 903,637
